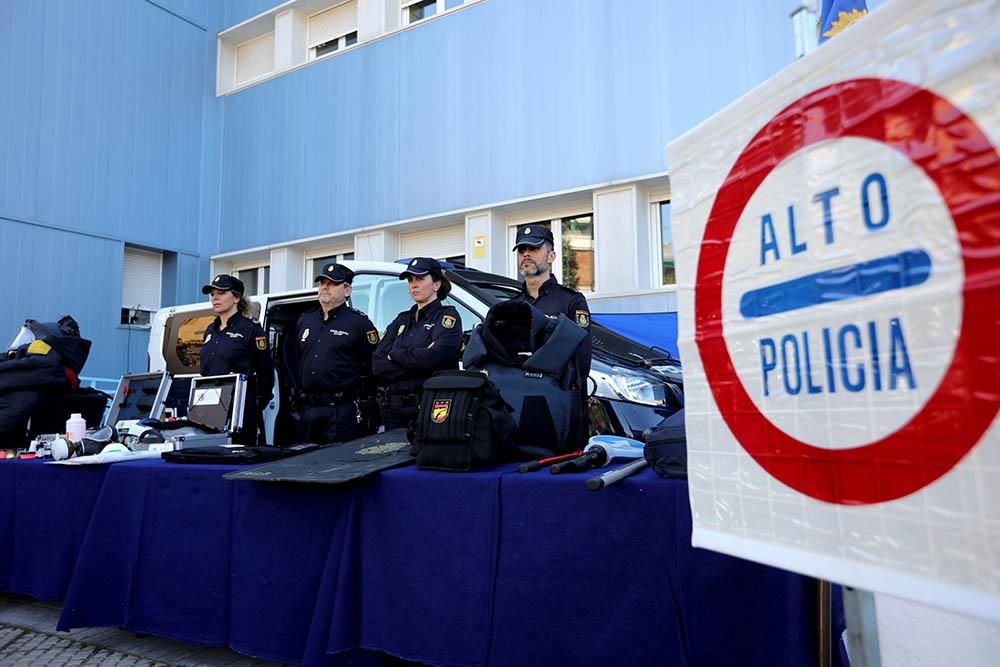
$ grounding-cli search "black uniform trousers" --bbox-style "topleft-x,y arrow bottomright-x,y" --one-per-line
382,405 -> 419,432
300,402 -> 359,445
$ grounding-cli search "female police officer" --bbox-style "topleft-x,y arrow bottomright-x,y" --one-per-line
373,258 -> 462,430
200,274 -> 274,445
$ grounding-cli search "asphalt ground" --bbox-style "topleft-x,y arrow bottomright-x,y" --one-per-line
0,593 -> 284,666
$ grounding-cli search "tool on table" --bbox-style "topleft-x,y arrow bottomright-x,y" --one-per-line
518,450 -> 583,473
585,458 -> 649,490
549,435 -> 644,474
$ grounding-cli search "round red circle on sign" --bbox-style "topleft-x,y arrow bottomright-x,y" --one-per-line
695,78 -> 1000,505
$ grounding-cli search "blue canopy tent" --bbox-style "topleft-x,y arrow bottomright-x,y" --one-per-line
591,312 -> 679,358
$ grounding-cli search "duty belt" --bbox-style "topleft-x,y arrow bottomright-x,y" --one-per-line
300,390 -> 357,406
383,391 -> 421,407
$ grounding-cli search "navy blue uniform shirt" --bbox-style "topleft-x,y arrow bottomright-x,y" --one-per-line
200,311 -> 275,402
373,299 -> 463,392
296,304 -> 378,393
511,275 -> 592,377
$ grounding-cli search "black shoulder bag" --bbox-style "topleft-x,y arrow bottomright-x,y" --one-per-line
411,370 -> 516,470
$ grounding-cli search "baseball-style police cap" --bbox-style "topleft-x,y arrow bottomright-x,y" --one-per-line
314,263 -> 355,285
512,225 -> 554,250
399,257 -> 444,280
201,274 -> 245,295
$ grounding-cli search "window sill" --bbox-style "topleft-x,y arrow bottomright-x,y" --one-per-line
118,324 -> 152,331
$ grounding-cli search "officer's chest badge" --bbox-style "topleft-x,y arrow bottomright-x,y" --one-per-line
204,333 -> 212,344
255,336 -> 267,351
397,324 -> 405,336
367,329 -> 379,344
431,399 -> 451,424
442,315 -> 456,329
301,328 -> 310,342
575,310 -> 590,328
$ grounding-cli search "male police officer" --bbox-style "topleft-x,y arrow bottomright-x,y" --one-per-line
510,225 -> 592,379
295,263 -> 379,444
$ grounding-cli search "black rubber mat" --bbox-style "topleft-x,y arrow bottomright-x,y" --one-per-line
223,429 -> 414,485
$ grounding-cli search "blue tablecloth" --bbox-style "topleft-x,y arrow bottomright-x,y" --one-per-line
0,459 -> 110,601
302,466 -> 822,667
493,470 -> 814,666
33,458 -> 832,666
58,459 -> 359,664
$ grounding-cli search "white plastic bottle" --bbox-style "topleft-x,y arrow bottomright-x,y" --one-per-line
65,413 -> 87,442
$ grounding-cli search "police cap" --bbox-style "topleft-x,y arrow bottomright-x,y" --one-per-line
512,225 -> 554,251
399,257 -> 444,280
201,274 -> 245,295
314,262 -> 355,285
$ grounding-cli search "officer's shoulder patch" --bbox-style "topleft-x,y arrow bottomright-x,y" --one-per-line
255,336 -> 267,351
441,315 -> 456,329
575,310 -> 590,328
366,329 -> 379,344
26,340 -> 52,356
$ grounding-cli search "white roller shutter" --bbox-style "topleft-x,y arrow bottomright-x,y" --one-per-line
235,32 -> 274,86
399,224 -> 465,259
122,247 -> 162,311
308,1 -> 358,48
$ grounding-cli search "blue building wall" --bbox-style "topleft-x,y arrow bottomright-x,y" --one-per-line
0,0 -> 801,381
217,0 -> 794,251
0,0 -> 222,379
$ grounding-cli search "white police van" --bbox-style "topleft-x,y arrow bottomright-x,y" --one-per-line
148,260 -> 682,445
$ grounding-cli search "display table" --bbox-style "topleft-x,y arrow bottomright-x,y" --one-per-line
302,466 -> 820,667
57,459 -> 357,664
0,459 -> 110,600
2,457 -> 831,666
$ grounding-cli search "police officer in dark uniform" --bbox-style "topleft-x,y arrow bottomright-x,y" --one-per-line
200,274 -> 274,445
373,257 -> 463,431
295,263 -> 378,445
510,225 -> 592,447
510,225 -> 592,378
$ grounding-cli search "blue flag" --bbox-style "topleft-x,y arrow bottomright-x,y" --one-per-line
818,0 -> 868,44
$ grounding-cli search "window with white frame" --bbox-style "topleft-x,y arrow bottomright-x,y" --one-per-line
655,200 -> 675,286
235,265 -> 270,296
234,32 -> 275,87
401,0 -> 465,26
121,246 -> 162,326
306,251 -> 355,285
508,215 -> 595,292
402,0 -> 437,24
791,0 -> 819,59
308,1 -> 359,60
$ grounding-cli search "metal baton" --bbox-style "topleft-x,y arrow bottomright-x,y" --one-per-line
518,450 -> 584,473
585,458 -> 649,491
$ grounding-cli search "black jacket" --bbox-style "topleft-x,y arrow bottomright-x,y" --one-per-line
200,312 -> 275,403
373,299 -> 463,392
295,304 -> 378,393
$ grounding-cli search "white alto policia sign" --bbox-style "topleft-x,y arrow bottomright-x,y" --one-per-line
667,0 -> 1000,621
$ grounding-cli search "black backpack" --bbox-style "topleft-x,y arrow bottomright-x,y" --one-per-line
643,409 -> 687,479
411,370 -> 516,471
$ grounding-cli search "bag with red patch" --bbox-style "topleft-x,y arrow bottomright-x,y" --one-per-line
411,370 -> 516,470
